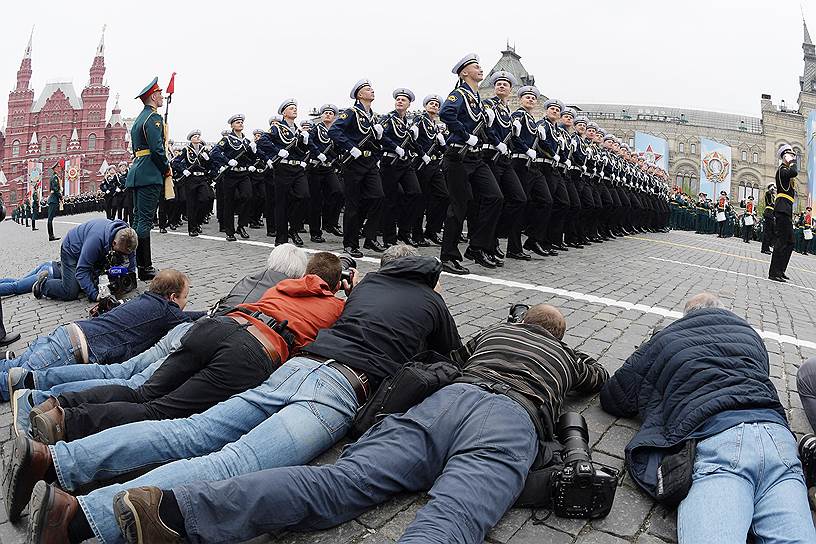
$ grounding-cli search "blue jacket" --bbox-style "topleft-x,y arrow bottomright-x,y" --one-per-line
61,218 -> 136,301
77,291 -> 205,364
600,308 -> 786,498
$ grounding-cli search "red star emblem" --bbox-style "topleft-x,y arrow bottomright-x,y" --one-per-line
638,144 -> 663,166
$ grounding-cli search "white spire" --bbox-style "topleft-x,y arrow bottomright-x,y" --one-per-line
29,131 -> 38,145
24,26 -> 33,59
96,24 -> 106,56
70,128 -> 78,141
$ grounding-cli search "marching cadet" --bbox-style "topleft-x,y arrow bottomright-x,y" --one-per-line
769,144 -> 798,281
256,99 -> 310,247
588,123 -> 614,241
570,114 -> 599,245
379,88 -> 424,247
46,159 -> 63,241
510,85 -> 553,259
761,182 -> 776,254
104,165 -> 122,220
171,129 -> 211,237
248,129 -> 268,230
262,116 -> 281,238
558,107 -> 584,248
211,114 -> 257,242
537,98 -> 570,252
580,121 -> 606,243
743,194 -> 756,244
483,70 -> 525,265
126,76 -> 169,281
439,53 -> 503,274
412,94 -> 448,246
328,78 -> 386,258
307,104 -> 343,242
117,161 -> 133,225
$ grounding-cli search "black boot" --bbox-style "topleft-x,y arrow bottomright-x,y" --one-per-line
0,298 -> 21,347
136,237 -> 158,281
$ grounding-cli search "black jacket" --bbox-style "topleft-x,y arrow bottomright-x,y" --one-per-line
211,268 -> 288,315
305,256 -> 462,385
600,308 -> 785,497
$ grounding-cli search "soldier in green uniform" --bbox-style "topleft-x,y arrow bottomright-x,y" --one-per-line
47,160 -> 64,241
31,185 -> 39,231
126,77 -> 169,281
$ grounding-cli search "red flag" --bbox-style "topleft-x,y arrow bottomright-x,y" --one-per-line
166,72 -> 176,95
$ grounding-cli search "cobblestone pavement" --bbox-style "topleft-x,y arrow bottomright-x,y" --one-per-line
1,213 -> 815,543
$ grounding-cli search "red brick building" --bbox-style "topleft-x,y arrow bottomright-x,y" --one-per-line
0,29 -> 128,205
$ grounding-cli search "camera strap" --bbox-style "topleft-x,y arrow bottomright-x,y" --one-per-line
215,306 -> 297,350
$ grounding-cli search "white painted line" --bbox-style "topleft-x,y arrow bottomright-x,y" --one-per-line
56,221 -> 816,350
648,256 -> 816,293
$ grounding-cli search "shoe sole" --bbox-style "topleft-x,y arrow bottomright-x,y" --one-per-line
5,435 -> 32,522
113,490 -> 142,544
26,480 -> 50,544
30,413 -> 61,446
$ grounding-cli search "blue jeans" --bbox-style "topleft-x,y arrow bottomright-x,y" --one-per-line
678,422 -> 816,543
174,383 -> 538,544
41,246 -> 81,300
53,357 -> 358,544
0,262 -> 54,296
29,322 -> 193,404
0,326 -> 77,401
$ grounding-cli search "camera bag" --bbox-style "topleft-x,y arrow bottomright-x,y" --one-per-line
654,439 -> 697,508
349,351 -> 461,439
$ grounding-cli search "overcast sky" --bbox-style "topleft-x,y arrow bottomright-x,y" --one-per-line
1,0 -> 812,141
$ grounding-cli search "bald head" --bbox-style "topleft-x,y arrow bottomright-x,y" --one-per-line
522,304 -> 566,340
683,292 -> 724,315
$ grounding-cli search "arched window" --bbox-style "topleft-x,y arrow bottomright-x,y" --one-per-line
88,133 -> 97,151
61,136 -> 67,153
11,140 -> 20,157
50,136 -> 57,155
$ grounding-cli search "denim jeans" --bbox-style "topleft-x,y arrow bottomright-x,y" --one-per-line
53,356 -> 358,544
29,322 -> 193,405
174,383 -> 539,544
0,326 -> 77,401
678,422 -> 816,543
0,262 -> 54,296
41,246 -> 81,300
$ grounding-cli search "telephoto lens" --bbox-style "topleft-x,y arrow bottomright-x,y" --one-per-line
798,434 -> 816,488
339,255 -> 357,284
557,412 -> 592,466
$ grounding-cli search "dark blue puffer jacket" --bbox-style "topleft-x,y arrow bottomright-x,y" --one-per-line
600,308 -> 785,497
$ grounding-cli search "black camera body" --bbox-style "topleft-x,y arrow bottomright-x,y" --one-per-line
339,255 -> 356,285
550,412 -> 619,519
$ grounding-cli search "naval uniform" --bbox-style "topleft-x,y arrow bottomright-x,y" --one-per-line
211,132 -> 257,238
307,121 -> 343,238
171,143 -> 212,235
412,111 -> 449,243
769,162 -> 798,278
511,107 -> 553,251
379,109 -> 423,245
761,189 -> 776,253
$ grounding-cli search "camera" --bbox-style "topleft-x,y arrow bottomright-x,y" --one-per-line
507,303 -> 529,323
550,412 -> 619,519
106,265 -> 137,298
798,434 -> 816,489
339,255 -> 356,285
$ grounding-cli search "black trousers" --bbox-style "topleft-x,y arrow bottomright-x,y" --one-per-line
112,192 -> 126,220
104,195 -> 115,219
762,210 -> 775,252
263,169 -> 276,235
341,156 -> 384,249
489,156 -> 526,254
769,212 -> 794,277
307,167 -> 342,236
123,189 -> 134,225
186,178 -> 210,233
222,170 -> 252,236
513,160 -> 552,245
249,172 -> 267,224
414,160 -> 448,239
273,164 -> 309,245
58,318 -> 275,441
543,166 -> 570,246
47,202 -> 58,239
440,149 -> 503,261
380,161 -> 423,244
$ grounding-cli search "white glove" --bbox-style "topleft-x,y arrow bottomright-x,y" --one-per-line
200,152 -> 209,161
436,133 -> 446,145
395,146 -> 405,158
116,188 -> 122,193
565,159 -> 572,168
349,147 -> 362,159
248,166 -> 257,172
466,134 -> 479,147
582,165 -> 588,173
525,149 -> 537,160
299,161 -> 307,168
410,125 -> 419,139
277,149 -> 289,158
422,154 -> 431,164
553,154 -> 560,162
266,159 -> 274,168
182,169 -> 191,177
373,124 -> 384,139
210,181 -> 216,188
249,141 -> 257,153
301,132 -> 309,145
228,159 -> 238,167
496,142 -> 508,155
218,166 -> 227,173
485,108 -> 496,126
317,153 -> 327,163
512,119 -> 522,136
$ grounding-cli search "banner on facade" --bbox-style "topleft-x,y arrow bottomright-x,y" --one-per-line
698,138 -> 732,197
634,132 -> 669,171
65,156 -> 81,196
807,111 -> 816,208
26,160 -> 43,200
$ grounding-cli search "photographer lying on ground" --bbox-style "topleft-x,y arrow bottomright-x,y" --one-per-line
108,303 -> 609,544
12,245 -> 462,544
793,355 -> 816,508
7,243 -> 308,437
601,292 -> 815,544
0,269 -> 203,402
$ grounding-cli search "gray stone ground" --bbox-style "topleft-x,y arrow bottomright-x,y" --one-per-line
1,212 -> 815,543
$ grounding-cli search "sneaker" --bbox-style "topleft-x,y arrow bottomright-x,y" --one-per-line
113,487 -> 184,544
7,367 -> 29,395
10,389 -> 34,438
32,270 -> 49,299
